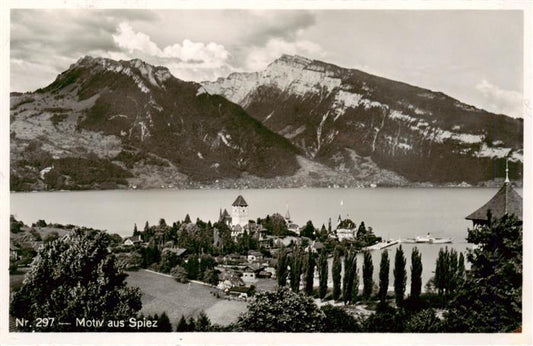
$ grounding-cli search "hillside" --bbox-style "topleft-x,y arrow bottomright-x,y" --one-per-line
203,54 -> 523,184
10,57 -> 301,191
10,55 -> 523,191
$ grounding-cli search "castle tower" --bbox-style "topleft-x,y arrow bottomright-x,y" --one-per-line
231,195 -> 249,227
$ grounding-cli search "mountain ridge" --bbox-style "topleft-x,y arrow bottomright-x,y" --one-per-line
9,55 -> 523,191
202,54 -> 523,184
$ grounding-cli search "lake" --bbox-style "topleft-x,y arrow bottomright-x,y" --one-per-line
11,187 -> 517,291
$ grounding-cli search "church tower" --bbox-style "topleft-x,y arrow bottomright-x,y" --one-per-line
231,195 -> 249,227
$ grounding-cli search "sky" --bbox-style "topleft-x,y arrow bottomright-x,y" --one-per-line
10,9 -> 525,117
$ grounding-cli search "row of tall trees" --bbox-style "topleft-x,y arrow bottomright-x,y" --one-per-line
276,243 -> 425,306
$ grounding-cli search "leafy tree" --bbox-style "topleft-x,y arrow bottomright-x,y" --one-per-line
10,230 -> 142,331
34,219 -> 47,227
176,315 -> 188,331
410,247 -> 422,301
362,251 -> 373,299
318,249 -> 328,299
140,244 -> 161,268
378,250 -> 390,302
332,248 -> 342,300
159,251 -> 180,273
157,312 -> 172,332
187,316 -> 196,331
133,223 -> 139,236
170,265 -> 188,283
300,220 -> 316,239
304,248 -> 315,295
204,269 -> 219,286
184,214 -> 192,224
186,254 -> 200,280
321,305 -> 360,332
356,221 -> 367,238
10,215 -> 24,233
394,245 -> 407,306
318,224 -> 328,242
237,287 -> 324,332
362,303 -> 405,332
443,215 -> 522,332
144,221 -> 150,232
43,231 -> 59,243
195,311 -> 211,331
277,247 -> 289,287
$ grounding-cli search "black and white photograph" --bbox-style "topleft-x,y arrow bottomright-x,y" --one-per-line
1,1 -> 531,344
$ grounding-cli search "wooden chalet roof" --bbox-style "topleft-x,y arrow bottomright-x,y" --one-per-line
466,183 -> 522,222
232,195 -> 248,207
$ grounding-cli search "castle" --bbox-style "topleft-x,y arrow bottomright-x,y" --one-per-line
219,195 -> 249,229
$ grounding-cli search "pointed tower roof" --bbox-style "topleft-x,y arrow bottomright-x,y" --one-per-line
466,182 -> 522,223
285,204 -> 291,220
232,195 -> 248,207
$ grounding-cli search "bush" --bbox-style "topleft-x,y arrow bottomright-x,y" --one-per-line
321,305 -> 360,332
404,308 -> 443,332
171,265 -> 189,283
236,287 -> 324,332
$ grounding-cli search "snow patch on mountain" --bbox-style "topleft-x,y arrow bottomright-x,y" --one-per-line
476,143 -> 512,158
332,91 -> 363,120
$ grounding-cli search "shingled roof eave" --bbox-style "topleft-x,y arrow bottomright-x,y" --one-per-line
465,183 -> 522,222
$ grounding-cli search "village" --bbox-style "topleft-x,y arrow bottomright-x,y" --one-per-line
9,171 -> 524,332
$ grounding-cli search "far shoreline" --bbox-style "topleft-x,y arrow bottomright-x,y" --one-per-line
8,181 -> 522,194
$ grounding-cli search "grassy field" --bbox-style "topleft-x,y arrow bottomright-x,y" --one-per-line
126,270 -> 248,327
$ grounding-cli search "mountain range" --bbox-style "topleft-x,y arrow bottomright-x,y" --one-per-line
10,55 -> 523,191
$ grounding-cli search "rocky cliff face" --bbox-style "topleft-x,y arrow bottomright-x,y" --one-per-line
203,54 -> 523,184
10,55 -> 523,191
10,56 -> 301,191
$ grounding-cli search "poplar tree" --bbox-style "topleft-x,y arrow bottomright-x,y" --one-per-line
318,250 -> 328,299
378,250 -> 390,302
410,247 -> 423,301
457,252 -> 465,283
304,248 -> 315,295
362,251 -> 373,299
277,247 -> 289,287
351,256 -> 359,304
393,245 -> 407,306
448,248 -> 458,295
290,247 -> 303,292
342,250 -> 355,304
332,247 -> 342,301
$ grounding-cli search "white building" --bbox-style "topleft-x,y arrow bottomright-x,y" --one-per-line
231,195 -> 249,228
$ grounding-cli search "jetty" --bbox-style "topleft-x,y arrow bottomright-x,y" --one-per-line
362,239 -> 399,251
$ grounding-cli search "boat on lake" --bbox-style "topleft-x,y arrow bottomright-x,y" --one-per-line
429,237 -> 453,244
415,233 -> 432,243
413,233 -> 452,244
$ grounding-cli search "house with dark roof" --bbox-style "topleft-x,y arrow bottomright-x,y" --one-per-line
123,235 -> 142,246
162,247 -> 187,257
466,166 -> 522,227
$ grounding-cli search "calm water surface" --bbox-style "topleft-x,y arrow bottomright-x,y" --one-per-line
12,187 -> 518,291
